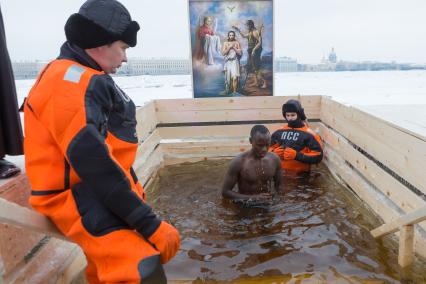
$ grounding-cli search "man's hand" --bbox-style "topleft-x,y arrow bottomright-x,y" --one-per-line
148,221 -> 180,264
250,192 -> 272,201
271,146 -> 285,159
283,148 -> 297,160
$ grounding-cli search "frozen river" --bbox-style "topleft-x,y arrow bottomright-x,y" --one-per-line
15,70 -> 426,137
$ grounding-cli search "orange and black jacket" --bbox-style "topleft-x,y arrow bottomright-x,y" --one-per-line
270,124 -> 323,173
24,42 -> 160,238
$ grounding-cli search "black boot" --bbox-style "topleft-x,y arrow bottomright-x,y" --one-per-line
0,158 -> 21,179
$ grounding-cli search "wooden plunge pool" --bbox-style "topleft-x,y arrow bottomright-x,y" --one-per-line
144,159 -> 426,283
1,95 -> 426,283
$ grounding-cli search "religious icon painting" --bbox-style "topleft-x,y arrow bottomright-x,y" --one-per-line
188,0 -> 273,98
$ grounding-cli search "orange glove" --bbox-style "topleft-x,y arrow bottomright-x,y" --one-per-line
283,147 -> 298,160
148,221 -> 180,264
270,146 -> 285,158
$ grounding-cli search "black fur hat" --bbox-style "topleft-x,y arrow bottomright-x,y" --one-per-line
282,99 -> 307,120
65,0 -> 140,49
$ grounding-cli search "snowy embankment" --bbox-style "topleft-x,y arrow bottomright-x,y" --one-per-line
15,70 -> 426,137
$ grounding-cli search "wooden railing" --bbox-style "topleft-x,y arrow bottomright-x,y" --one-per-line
0,198 -> 86,283
371,206 -> 426,267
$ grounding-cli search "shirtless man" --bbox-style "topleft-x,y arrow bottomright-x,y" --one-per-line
222,125 -> 282,202
222,31 -> 242,94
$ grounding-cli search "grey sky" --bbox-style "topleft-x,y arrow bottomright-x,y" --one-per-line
1,0 -> 426,63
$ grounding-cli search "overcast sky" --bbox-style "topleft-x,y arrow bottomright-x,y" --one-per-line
1,0 -> 426,64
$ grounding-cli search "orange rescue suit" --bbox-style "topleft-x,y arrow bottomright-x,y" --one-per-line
269,124 -> 323,174
24,43 -> 178,283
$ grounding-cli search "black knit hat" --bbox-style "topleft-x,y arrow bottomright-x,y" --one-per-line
282,99 -> 307,120
65,0 -> 140,49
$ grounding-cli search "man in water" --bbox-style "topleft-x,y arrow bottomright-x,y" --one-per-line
233,20 -> 266,89
269,99 -> 323,175
222,125 -> 282,202
222,30 -> 242,94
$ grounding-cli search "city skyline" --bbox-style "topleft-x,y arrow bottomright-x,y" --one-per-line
1,0 -> 426,64
10,47 -> 424,65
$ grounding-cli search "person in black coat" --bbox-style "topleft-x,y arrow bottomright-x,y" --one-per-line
0,5 -> 23,179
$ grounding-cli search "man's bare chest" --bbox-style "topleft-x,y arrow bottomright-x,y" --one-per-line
240,159 -> 275,183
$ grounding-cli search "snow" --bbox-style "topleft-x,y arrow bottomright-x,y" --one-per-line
4,70 -> 425,183
15,70 -> 426,136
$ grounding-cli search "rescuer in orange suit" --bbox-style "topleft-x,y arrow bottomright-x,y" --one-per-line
23,0 -> 179,283
269,99 -> 323,174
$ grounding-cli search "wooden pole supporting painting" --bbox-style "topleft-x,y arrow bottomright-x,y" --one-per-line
398,225 -> 415,267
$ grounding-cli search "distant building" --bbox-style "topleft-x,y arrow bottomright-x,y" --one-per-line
12,55 -> 425,79
275,57 -> 298,72
12,61 -> 48,79
118,58 -> 191,76
12,58 -> 191,79
313,47 -> 338,71
328,47 -> 337,63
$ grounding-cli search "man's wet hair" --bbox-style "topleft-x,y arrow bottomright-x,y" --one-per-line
250,125 -> 269,138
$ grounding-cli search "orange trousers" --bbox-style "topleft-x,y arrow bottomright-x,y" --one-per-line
31,190 -> 166,283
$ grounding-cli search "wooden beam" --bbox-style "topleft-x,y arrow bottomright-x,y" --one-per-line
154,95 -> 321,112
136,101 -> 158,142
56,247 -> 87,284
0,198 -> 66,241
134,147 -> 164,187
156,108 -> 320,125
371,206 -> 426,238
398,225 -> 415,267
154,96 -> 322,124
134,129 -> 161,170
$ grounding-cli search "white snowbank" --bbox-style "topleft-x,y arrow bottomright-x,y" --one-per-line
15,70 -> 426,136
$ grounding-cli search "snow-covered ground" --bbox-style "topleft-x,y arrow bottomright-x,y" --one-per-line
15,70 -> 426,137
4,70 -> 424,178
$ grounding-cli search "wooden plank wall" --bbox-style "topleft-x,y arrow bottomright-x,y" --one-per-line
319,124 -> 426,258
136,101 -> 158,142
321,97 -> 426,197
134,95 -> 323,180
155,95 -> 321,124
319,97 -> 426,258
135,96 -> 426,261
135,102 -> 163,186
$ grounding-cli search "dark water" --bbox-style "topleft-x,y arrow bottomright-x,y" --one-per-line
146,160 -> 426,283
